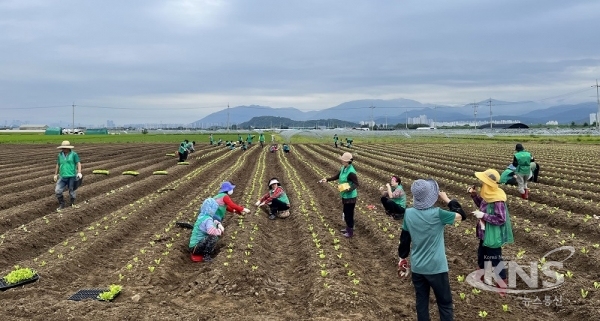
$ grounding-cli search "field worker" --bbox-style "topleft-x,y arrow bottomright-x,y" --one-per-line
210,134 -> 214,145
238,134 -> 243,145
213,181 -> 251,221
178,142 -> 188,162
334,134 -> 339,148
246,133 -> 254,146
271,133 -> 275,143
259,133 -> 265,148
499,164 -> 517,186
188,198 -> 224,262
256,178 -> 291,220
319,152 -> 359,238
512,143 -> 532,199
397,179 -> 466,321
529,157 -> 540,183
468,169 -> 514,296
346,137 -> 353,148
217,138 -> 222,146
241,142 -> 248,151
54,140 -> 82,210
269,144 -> 279,153
229,142 -> 236,151
379,175 -> 406,220
282,144 -> 290,154
187,141 -> 195,153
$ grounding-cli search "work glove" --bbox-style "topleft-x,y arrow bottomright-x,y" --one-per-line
397,258 -> 410,278
215,221 -> 225,233
76,173 -> 83,180
473,210 -> 485,219
318,178 -> 327,183
53,175 -> 58,182
255,201 -> 261,206
242,208 -> 251,214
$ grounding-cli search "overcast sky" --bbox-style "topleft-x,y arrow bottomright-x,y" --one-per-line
1,0 -> 599,125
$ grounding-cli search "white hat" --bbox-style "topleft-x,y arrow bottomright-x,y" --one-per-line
57,140 -> 74,149
339,152 -> 353,162
268,179 -> 280,187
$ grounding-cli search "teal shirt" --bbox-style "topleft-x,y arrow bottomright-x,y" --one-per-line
57,151 -> 80,178
500,169 -> 513,184
402,207 -> 456,275
259,134 -> 265,142
391,186 -> 406,208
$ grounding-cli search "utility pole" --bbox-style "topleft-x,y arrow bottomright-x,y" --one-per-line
470,101 -> 478,129
369,105 -> 375,130
489,98 -> 493,129
593,80 -> 600,130
72,102 -> 75,133
433,105 -> 437,129
227,103 -> 230,131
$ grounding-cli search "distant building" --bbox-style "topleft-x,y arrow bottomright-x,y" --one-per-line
19,124 -> 48,130
546,121 -> 559,125
107,120 -> 115,128
590,113 -> 597,125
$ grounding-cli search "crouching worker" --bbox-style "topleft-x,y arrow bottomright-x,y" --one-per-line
256,178 -> 290,220
499,164 -> 518,186
178,142 -> 188,162
282,144 -> 290,153
397,179 -> 466,321
380,175 -> 406,220
189,198 -> 224,262
214,181 -> 251,221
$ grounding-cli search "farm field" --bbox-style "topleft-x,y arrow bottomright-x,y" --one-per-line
1,142 -> 600,320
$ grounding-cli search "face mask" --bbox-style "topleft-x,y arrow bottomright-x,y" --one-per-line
227,190 -> 233,195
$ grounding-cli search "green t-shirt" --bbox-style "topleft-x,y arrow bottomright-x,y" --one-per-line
57,151 -> 80,178
500,169 -> 513,184
402,207 -> 456,275
391,186 -> 406,208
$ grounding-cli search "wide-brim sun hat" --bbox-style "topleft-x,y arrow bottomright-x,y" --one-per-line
475,169 -> 501,187
268,178 -> 281,188
339,152 -> 353,162
57,140 -> 74,149
411,179 -> 439,210
219,181 -> 235,193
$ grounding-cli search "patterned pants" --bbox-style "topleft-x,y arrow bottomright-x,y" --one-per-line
189,235 -> 219,256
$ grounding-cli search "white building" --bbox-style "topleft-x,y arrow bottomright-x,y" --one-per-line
545,121 -> 559,125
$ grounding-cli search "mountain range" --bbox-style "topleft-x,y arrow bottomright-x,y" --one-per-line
191,99 -> 599,126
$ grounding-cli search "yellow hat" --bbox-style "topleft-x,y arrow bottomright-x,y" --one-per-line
475,169 -> 500,187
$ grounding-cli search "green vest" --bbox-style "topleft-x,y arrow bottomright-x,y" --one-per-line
391,186 -> 406,208
499,169 -> 513,184
189,214 -> 211,247
212,192 -> 228,221
339,165 -> 357,199
514,151 -> 531,175
271,189 -> 290,204
57,151 -> 80,178
178,144 -> 186,153
259,134 -> 265,142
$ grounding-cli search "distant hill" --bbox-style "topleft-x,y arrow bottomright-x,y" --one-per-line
238,116 -> 359,129
191,99 -> 597,126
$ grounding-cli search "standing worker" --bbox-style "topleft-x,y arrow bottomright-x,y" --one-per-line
238,134 -> 243,145
397,179 -> 467,321
247,133 -> 254,146
178,142 -> 188,162
334,134 -> 339,148
54,140 -> 82,210
259,133 -> 265,148
319,152 -> 359,238
209,134 -> 214,146
512,143 -> 531,199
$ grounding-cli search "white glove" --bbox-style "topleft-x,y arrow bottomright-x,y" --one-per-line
242,208 -> 251,214
255,201 -> 261,206
76,173 -> 83,180
473,210 -> 485,219
215,221 -> 224,233
318,178 -> 327,183
53,175 -> 58,182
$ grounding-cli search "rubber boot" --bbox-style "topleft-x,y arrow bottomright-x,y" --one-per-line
342,227 -> 353,238
57,195 -> 65,211
70,197 -> 76,207
524,189 -> 529,200
520,192 -> 526,199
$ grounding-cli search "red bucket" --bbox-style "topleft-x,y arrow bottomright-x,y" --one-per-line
190,254 -> 203,262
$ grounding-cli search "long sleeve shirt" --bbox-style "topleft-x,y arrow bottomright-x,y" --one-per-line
471,194 -> 508,240
222,195 -> 245,214
259,186 -> 287,204
326,172 -> 359,192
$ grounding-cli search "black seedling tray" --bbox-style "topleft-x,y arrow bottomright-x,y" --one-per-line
68,288 -> 120,302
0,274 -> 39,291
176,222 -> 193,229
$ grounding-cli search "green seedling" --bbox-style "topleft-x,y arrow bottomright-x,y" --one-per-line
321,270 -> 329,277
126,264 -> 133,270
154,258 -> 161,265
502,304 -> 509,312
70,246 -> 75,251
352,279 -> 360,285
133,257 -> 139,262
39,261 -> 46,267
251,265 -> 258,271
516,249 -> 526,259
163,251 -> 169,256
478,311 -> 488,318
457,275 -> 465,282
347,271 -> 355,277
148,266 -> 155,272
48,249 -> 55,254
319,253 -> 326,259
472,288 -> 481,295
459,292 -> 466,300
593,282 -> 600,289
140,249 -> 146,254
337,253 -> 343,259
566,271 -> 574,279
581,289 -> 589,298
119,274 -> 124,281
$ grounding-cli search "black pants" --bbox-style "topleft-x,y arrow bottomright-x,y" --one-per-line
334,141 -> 338,148
179,150 -> 188,162
505,177 -> 517,186
342,199 -> 356,229
189,235 -> 219,256
477,240 -> 506,279
380,197 -> 405,218
269,199 -> 290,215
284,150 -> 290,153
260,141 -> 264,147
528,165 -> 540,182
412,272 -> 453,321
